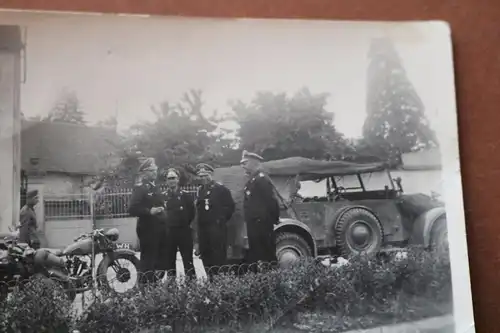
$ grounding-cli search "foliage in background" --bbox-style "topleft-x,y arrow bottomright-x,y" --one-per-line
229,88 -> 351,161
362,37 -> 438,160
45,89 -> 87,125
128,89 -> 233,171
22,42 -> 440,186
0,248 -> 452,333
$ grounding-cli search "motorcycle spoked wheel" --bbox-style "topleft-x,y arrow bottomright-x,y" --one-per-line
96,252 -> 140,294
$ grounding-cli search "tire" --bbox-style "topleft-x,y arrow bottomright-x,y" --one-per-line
334,207 -> 384,258
275,232 -> 312,268
429,216 -> 448,256
97,251 -> 140,294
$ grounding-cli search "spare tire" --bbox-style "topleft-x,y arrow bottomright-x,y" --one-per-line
334,207 -> 384,257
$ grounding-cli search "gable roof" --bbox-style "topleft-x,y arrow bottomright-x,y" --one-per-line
21,120 -> 121,175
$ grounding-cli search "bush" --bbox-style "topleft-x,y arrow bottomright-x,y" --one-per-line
1,248 -> 453,333
0,275 -> 75,333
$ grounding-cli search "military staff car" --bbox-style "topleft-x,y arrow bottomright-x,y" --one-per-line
212,157 -> 448,266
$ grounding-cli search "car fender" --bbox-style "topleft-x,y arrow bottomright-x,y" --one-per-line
274,218 -> 317,257
409,206 -> 446,247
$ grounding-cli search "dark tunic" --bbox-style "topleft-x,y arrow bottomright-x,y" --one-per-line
163,188 -> 196,278
195,181 -> 235,274
19,205 -> 39,249
128,181 -> 168,284
243,170 -> 280,265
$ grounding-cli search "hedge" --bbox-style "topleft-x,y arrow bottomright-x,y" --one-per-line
0,247 -> 452,333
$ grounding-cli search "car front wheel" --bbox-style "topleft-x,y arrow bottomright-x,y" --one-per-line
275,232 -> 312,268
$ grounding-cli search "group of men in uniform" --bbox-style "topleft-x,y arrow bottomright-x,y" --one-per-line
129,150 -> 281,286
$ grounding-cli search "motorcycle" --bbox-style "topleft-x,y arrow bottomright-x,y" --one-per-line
0,234 -> 75,302
55,228 -> 140,295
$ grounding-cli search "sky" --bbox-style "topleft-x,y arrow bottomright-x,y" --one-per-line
0,11 -> 446,139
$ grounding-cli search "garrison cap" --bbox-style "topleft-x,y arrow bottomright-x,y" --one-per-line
240,150 -> 264,164
26,190 -> 38,199
138,157 -> 158,173
166,168 -> 180,179
196,163 -> 214,176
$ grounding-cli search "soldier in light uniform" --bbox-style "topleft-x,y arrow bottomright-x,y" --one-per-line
19,190 -> 40,249
240,151 -> 280,270
194,163 -> 235,280
128,158 -> 167,287
162,168 -> 196,280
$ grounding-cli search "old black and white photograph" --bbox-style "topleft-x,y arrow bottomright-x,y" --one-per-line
0,11 -> 473,333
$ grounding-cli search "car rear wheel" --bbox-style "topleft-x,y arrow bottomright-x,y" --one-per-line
429,216 -> 448,256
334,207 -> 384,258
275,232 -> 312,268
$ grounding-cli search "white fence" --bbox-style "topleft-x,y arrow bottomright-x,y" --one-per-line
41,185 -> 198,249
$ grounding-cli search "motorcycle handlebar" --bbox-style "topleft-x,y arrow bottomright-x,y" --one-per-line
74,228 -> 105,242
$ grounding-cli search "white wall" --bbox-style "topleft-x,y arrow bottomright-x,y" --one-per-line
0,51 -> 20,233
299,169 -> 443,198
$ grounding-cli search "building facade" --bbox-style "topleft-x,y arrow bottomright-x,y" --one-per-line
0,26 -> 22,234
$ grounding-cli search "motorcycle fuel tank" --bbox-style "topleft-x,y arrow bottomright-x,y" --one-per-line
62,237 -> 94,256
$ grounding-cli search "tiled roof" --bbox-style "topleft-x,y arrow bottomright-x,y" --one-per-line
21,120 -> 121,175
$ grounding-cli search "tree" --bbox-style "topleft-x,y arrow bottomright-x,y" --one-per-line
127,89 -> 231,182
362,37 -> 438,160
229,88 -> 349,161
46,90 -> 87,125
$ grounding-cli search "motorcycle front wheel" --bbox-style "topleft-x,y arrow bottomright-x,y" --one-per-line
96,251 -> 140,294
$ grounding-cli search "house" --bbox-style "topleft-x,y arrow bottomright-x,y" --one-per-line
21,120 -> 121,196
20,120 -> 121,240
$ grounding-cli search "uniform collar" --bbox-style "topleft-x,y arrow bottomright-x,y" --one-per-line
250,169 -> 264,180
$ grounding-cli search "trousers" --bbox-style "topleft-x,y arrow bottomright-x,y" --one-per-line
136,220 -> 168,286
199,221 -> 227,278
246,218 -> 278,272
163,226 -> 195,279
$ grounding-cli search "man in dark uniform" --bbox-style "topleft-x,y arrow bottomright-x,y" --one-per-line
162,168 -> 196,280
19,190 -> 40,249
128,158 -> 167,287
240,151 -> 280,271
193,163 -> 235,280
